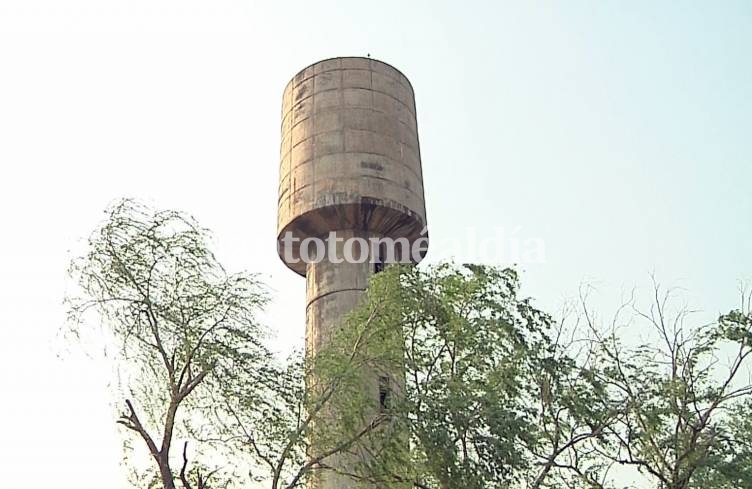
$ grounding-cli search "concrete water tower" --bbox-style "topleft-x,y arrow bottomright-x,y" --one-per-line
276,57 -> 428,488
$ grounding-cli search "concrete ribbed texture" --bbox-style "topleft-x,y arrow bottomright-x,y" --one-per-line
276,57 -> 428,489
278,57 -> 427,275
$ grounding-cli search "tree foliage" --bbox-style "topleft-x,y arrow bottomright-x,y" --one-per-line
583,287 -> 752,489
326,266 -> 752,489
68,200 -> 396,489
322,264 -> 614,489
68,203 -> 751,489
68,199 -> 275,488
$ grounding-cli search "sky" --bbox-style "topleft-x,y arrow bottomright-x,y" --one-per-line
0,1 -> 750,487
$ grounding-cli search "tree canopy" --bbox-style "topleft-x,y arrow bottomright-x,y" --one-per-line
320,265 -> 752,489
68,201 -> 752,489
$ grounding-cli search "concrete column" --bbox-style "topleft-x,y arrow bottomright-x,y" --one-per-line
304,230 -> 378,489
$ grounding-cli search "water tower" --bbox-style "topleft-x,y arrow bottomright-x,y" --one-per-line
277,57 -> 428,488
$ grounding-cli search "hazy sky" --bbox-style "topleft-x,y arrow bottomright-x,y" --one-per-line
0,1 -> 750,487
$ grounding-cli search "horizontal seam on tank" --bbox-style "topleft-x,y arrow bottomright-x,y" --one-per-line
284,66 -> 414,99
278,178 -> 425,205
281,155 -> 424,181
277,175 -> 425,203
280,152 -> 424,184
283,94 -> 416,121
277,178 -> 425,207
282,110 -> 418,138
281,117 -> 416,141
288,67 -> 413,92
278,156 -> 424,186
279,143 -> 419,169
284,59 -> 414,92
282,107 -> 415,132
280,132 -> 420,152
282,105 -> 419,135
282,88 -> 417,122
286,80 -> 415,105
306,287 -> 368,310
286,122 -> 418,144
285,131 -> 420,155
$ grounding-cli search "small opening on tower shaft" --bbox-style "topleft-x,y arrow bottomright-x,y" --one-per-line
379,375 -> 391,411
373,242 -> 387,274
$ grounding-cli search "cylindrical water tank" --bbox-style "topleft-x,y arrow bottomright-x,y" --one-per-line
277,57 -> 427,275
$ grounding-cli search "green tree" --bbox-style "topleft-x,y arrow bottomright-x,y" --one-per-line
70,204 -> 751,489
583,285 -> 752,489
323,266 -> 752,489
68,199 -> 396,489
321,264 -> 614,489
68,199 -> 274,488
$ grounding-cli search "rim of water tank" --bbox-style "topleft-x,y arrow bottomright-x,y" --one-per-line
282,56 -> 415,98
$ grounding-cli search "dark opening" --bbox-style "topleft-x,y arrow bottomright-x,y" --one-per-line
379,375 -> 390,411
373,242 -> 387,274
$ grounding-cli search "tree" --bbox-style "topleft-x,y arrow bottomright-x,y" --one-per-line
70,204 -> 751,489
214,325 -> 395,489
323,266 -> 752,489
68,199 -> 274,488
68,199 -> 397,489
320,264 -> 614,489
691,398 -> 752,488
582,283 -> 752,489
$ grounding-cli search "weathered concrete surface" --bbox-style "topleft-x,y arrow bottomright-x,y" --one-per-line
278,57 -> 427,275
276,57 -> 427,489
304,230 -> 378,489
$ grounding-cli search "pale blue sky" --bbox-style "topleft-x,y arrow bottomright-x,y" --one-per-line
0,1 -> 750,487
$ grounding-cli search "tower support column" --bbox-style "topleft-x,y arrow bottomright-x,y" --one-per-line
305,230 -> 380,489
